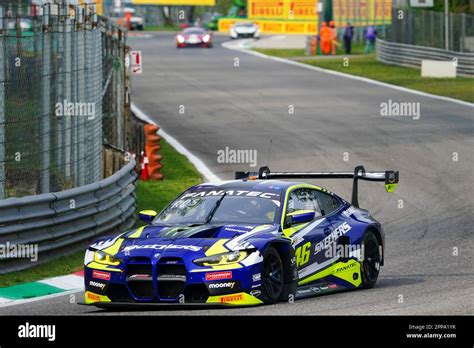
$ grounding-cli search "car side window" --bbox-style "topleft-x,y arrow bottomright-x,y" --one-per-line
314,191 -> 341,216
287,189 -> 323,218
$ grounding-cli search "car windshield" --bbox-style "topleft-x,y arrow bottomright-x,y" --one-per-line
155,194 -> 280,225
184,28 -> 206,35
236,23 -> 254,27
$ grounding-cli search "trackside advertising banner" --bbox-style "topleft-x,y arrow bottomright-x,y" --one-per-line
132,0 -> 216,5
247,0 -> 392,25
218,18 -> 318,35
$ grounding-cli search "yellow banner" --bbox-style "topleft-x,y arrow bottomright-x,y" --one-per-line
219,18 -> 317,35
333,0 -> 392,25
248,0 -> 391,24
132,0 -> 215,5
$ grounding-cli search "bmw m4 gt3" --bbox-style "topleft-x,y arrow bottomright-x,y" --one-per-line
83,166 -> 399,308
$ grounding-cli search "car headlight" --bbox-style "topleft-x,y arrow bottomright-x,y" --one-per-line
85,248 -> 122,266
193,250 -> 250,266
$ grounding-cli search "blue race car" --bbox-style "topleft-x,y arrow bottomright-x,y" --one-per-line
83,166 -> 399,308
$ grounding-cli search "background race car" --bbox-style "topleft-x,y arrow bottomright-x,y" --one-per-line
176,27 -> 213,48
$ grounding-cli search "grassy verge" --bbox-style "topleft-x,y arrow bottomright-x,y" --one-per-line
0,138 -> 202,288
253,43 -> 367,58
254,48 -> 306,58
252,48 -> 474,103
144,25 -> 181,32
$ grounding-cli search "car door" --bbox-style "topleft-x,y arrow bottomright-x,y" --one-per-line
312,190 -> 347,261
282,187 -> 335,272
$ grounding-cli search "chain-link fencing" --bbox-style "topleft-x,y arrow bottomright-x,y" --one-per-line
388,8 -> 474,52
0,2 -> 136,200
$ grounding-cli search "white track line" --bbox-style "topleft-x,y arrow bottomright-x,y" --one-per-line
39,274 -> 84,290
222,40 -> 474,108
0,289 -> 81,308
131,103 -> 221,183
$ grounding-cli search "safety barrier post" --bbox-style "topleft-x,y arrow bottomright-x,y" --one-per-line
0,5 -> 5,199
41,3 -> 51,193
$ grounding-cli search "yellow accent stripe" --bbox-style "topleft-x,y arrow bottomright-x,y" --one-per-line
86,262 -> 122,272
206,292 -> 263,306
385,183 -> 398,192
85,291 -> 111,304
205,239 -> 230,256
101,238 -> 124,255
284,222 -> 309,237
128,226 -> 146,239
250,224 -> 273,233
139,210 -> 157,216
298,259 -> 361,287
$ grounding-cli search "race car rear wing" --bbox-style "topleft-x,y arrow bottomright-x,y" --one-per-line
235,165 -> 399,208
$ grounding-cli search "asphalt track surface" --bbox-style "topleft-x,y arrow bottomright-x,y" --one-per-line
2,33 -> 473,315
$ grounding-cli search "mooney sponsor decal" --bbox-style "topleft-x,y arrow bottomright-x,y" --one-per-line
92,270 -> 111,281
89,281 -> 106,290
205,271 -> 233,281
123,244 -> 202,252
208,282 -> 236,289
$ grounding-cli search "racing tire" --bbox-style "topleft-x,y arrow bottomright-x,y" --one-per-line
360,230 -> 381,289
261,247 -> 284,304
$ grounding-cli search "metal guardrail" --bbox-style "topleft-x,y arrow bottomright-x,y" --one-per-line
0,159 -> 137,274
376,38 -> 474,77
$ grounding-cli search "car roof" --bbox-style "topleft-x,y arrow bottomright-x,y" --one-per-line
183,27 -> 206,32
188,180 -> 315,193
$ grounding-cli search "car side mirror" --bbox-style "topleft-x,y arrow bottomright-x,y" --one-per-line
285,210 -> 315,228
139,210 -> 157,224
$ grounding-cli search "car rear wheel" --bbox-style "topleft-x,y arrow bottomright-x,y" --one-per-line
360,230 -> 381,289
261,247 -> 284,304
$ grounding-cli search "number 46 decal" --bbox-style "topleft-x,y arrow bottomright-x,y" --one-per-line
295,242 -> 311,267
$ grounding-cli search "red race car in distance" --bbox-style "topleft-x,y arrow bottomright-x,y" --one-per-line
176,27 -> 213,48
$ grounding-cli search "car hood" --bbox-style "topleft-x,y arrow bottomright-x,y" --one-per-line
234,26 -> 257,33
91,223 -> 277,259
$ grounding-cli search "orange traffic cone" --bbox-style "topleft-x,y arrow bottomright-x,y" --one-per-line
144,124 -> 164,180
140,151 -> 149,181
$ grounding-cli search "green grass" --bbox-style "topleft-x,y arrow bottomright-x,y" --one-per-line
254,48 -> 306,58
253,42 -> 366,58
303,55 -> 474,103
253,49 -> 474,103
0,138 -> 202,288
144,25 -> 181,32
